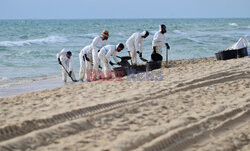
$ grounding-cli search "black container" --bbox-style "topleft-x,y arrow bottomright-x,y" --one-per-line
215,47 -> 248,60
113,61 -> 162,77
146,61 -> 162,71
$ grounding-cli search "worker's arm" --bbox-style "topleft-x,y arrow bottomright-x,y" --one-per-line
56,49 -> 65,64
112,51 -> 119,64
139,39 -> 143,53
56,49 -> 65,59
134,34 -> 141,53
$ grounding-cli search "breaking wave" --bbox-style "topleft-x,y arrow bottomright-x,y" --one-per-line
229,23 -> 238,27
173,30 -> 186,35
0,36 -> 68,47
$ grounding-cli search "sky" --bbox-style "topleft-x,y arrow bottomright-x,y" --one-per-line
0,0 -> 250,19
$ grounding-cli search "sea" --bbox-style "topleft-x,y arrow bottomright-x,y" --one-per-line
0,19 -> 250,97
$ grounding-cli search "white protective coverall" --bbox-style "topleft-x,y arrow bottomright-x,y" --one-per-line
56,49 -> 76,82
79,45 -> 93,81
126,32 -> 146,64
152,26 -> 167,55
98,45 -> 119,77
91,36 -> 108,72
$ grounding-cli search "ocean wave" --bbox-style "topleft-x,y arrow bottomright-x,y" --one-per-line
0,36 -> 68,47
0,77 -> 8,82
173,30 -> 186,35
248,25 -> 250,29
83,33 -> 99,38
187,37 -> 201,43
229,23 -> 238,27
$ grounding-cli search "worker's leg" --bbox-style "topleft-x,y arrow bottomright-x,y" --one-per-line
61,66 -> 67,83
126,42 -> 135,65
79,55 -> 86,82
92,49 -> 99,79
132,43 -> 137,65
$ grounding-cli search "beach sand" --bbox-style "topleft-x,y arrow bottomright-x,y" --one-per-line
0,57 -> 250,151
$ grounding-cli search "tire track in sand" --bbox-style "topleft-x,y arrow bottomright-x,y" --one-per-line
137,105 -> 250,151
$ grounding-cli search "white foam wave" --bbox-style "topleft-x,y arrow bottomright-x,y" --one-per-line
83,33 -> 99,38
173,30 -> 186,35
0,77 -> 8,82
187,37 -> 201,43
229,23 -> 238,27
0,36 -> 68,47
117,32 -> 125,37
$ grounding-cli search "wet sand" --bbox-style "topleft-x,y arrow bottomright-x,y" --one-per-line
0,77 -> 64,98
0,57 -> 250,151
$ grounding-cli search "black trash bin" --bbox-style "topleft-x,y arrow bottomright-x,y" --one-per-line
215,47 -> 248,60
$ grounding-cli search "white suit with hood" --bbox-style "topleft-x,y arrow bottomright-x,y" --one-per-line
79,45 -> 93,81
91,36 -> 108,72
56,48 -> 76,82
152,26 -> 167,55
98,45 -> 119,77
126,32 -> 146,64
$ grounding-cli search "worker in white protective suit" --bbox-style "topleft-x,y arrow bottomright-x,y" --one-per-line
98,43 -> 124,78
126,31 -> 149,65
152,24 -> 170,61
57,49 -> 77,82
79,45 -> 93,82
91,30 -> 109,79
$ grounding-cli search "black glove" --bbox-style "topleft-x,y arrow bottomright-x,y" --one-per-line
69,71 -> 72,77
109,61 -> 115,66
84,54 -> 90,61
117,62 -> 122,65
153,47 -> 157,54
98,50 -> 100,53
139,52 -> 142,58
136,51 -> 140,54
58,58 -> 62,65
165,43 -> 170,49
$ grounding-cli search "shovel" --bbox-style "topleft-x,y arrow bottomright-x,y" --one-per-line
165,48 -> 169,68
60,64 -> 78,82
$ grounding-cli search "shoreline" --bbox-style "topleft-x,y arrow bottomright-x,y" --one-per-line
0,57 -> 216,99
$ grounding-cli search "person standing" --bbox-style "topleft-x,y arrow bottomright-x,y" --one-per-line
57,48 -> 76,82
126,31 -> 149,65
152,24 -> 170,61
91,30 -> 109,77
98,43 -> 124,78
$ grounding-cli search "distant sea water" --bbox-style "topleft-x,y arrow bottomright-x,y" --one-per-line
0,19 -> 250,88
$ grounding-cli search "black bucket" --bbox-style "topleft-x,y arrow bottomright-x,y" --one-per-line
151,53 -> 163,61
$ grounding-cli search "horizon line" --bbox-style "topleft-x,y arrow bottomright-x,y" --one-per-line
0,17 -> 250,20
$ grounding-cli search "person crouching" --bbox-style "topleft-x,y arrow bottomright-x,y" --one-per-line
79,45 -> 93,82
98,43 -> 124,78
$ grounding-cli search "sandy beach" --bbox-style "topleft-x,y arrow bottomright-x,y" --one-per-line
0,57 -> 250,151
